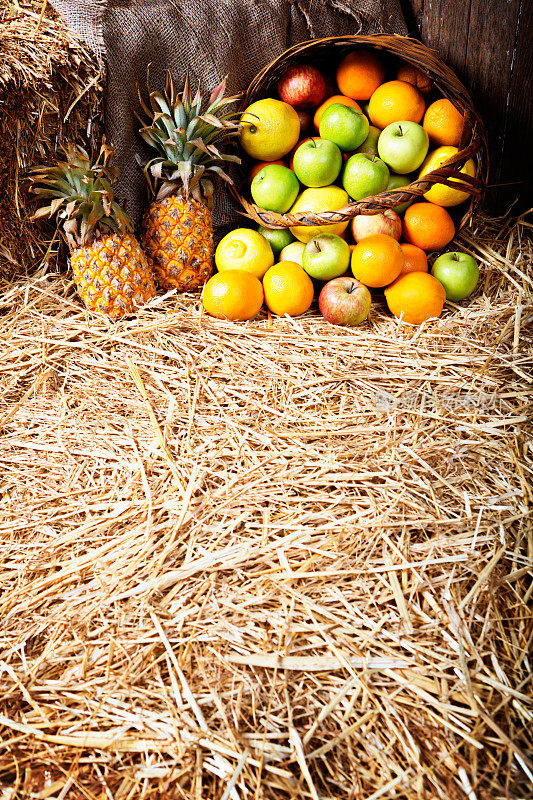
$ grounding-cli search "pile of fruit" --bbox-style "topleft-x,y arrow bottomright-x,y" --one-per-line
203,48 -> 480,326
29,52 -> 480,327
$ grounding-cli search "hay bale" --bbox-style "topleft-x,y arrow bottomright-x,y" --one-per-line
0,211 -> 531,799
0,0 -> 102,283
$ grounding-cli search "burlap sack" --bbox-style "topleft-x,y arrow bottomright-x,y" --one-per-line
49,0 -> 407,232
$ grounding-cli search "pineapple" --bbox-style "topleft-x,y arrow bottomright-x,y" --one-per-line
29,144 -> 156,321
138,70 -> 241,292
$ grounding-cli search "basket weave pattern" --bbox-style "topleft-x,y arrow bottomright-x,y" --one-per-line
236,35 -> 489,231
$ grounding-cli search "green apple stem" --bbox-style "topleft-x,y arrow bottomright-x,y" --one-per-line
452,252 -> 461,261
398,125 -> 403,136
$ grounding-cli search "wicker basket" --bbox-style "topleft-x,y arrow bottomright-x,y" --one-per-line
235,35 -> 489,233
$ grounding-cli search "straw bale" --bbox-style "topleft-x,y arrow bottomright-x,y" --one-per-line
0,208 -> 531,798
0,0 -> 102,283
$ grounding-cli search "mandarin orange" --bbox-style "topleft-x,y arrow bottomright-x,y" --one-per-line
423,99 -> 466,147
350,233 -> 405,288
336,50 -> 386,100
262,261 -> 314,316
399,243 -> 428,275
368,80 -> 425,129
385,272 -> 446,324
395,63 -> 433,95
202,271 -> 264,321
402,203 -> 455,252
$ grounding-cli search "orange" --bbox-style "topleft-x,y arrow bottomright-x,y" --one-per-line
402,202 -> 455,252
385,272 -> 446,324
262,261 -> 314,316
202,270 -> 264,321
313,95 -> 361,130
350,234 -> 405,288
249,159 -> 285,181
368,80 -> 425,129
399,243 -> 428,275
336,50 -> 386,101
423,99 -> 466,147
396,63 -> 433,95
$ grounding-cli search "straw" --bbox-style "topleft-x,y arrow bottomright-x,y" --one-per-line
0,208 -> 531,798
0,0 -> 102,283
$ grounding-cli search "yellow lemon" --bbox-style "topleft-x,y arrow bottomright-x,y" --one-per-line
202,271 -> 264,321
420,146 -> 476,206
263,261 -> 314,317
215,228 -> 274,279
240,99 -> 300,161
289,186 -> 350,243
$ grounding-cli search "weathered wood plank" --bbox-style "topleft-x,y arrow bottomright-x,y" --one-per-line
401,0 -> 530,209
497,0 -> 533,206
420,0 -> 471,77
463,0 -> 522,192
398,0 -> 424,33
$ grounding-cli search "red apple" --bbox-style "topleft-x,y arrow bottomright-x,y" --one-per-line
351,210 -> 402,242
278,65 -> 326,108
319,277 -> 371,326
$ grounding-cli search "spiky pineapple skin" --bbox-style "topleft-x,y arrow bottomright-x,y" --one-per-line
71,232 -> 156,321
141,196 -> 214,292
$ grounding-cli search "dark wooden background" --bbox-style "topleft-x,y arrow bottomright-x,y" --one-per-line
400,0 -> 532,211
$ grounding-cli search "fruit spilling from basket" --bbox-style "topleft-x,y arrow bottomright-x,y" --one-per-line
203,47 -> 480,326
28,43 -> 482,326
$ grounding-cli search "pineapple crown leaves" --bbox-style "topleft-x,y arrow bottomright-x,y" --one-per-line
136,69 -> 242,204
28,143 -> 133,250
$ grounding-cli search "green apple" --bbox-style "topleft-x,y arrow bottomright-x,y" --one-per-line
431,251 -> 479,301
257,225 -> 295,256
386,173 -> 413,214
302,234 -> 351,281
356,125 -> 381,157
378,121 -> 429,174
251,164 -> 299,213
280,241 -> 305,266
292,137 -> 342,188
342,154 -> 389,201
319,103 -> 369,152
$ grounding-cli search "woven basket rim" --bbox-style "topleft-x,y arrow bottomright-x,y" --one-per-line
234,34 -> 489,231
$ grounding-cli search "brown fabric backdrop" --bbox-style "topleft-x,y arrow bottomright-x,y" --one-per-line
49,0 -> 408,233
